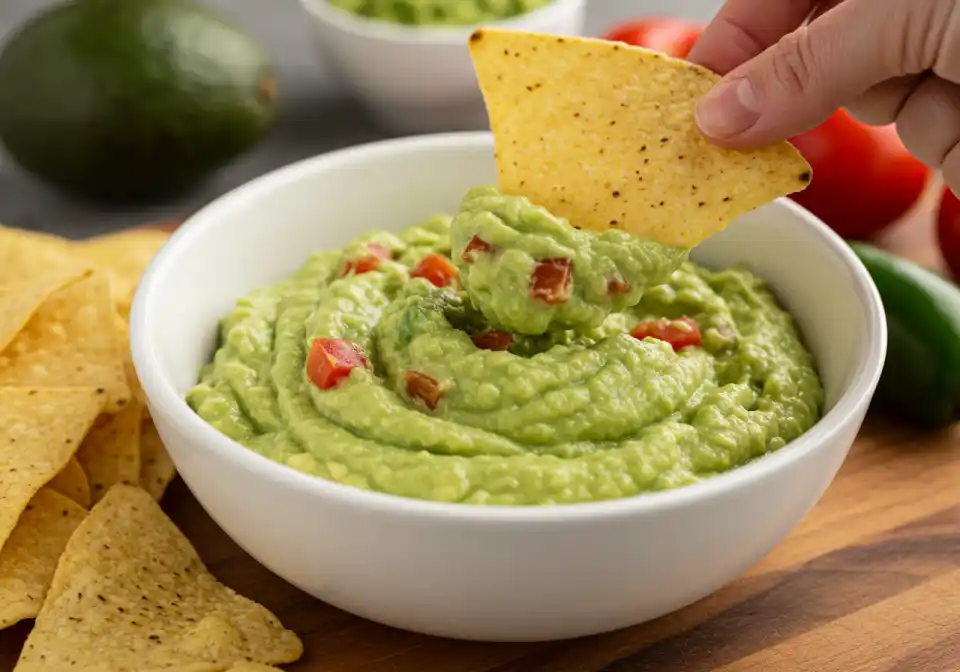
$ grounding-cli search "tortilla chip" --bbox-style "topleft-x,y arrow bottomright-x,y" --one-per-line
0,489 -> 86,629
72,229 -> 170,315
0,271 -> 131,413
46,457 -> 92,509
140,419 -> 177,501
0,387 -> 103,551
76,401 -> 144,505
113,311 -> 145,407
0,226 -> 85,286
468,29 -> 811,247
0,269 -> 90,352
15,484 -> 303,671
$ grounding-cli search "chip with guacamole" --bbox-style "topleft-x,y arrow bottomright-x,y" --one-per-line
187,29 -> 823,506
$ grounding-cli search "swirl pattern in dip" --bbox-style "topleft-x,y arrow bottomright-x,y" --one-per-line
187,187 -> 823,505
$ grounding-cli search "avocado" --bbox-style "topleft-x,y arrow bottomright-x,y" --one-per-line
0,0 -> 277,203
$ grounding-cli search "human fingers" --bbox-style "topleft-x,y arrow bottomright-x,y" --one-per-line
694,0 -> 948,146
687,0 -> 817,75
845,75 -> 924,126
896,77 -> 960,170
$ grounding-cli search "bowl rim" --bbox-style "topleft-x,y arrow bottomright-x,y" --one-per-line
299,0 -> 585,45
131,131 -> 887,525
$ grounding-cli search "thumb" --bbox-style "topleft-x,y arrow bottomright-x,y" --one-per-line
694,0 -> 945,146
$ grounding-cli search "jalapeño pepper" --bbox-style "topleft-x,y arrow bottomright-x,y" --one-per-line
850,242 -> 960,428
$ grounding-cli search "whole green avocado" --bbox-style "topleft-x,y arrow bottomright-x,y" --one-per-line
0,0 -> 277,202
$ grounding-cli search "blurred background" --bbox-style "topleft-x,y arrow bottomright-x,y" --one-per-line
0,0 -> 724,237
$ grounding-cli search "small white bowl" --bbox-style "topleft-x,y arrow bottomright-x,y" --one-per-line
131,132 -> 886,643
299,0 -> 586,135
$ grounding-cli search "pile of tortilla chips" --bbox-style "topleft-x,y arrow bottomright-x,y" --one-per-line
0,226 -> 302,669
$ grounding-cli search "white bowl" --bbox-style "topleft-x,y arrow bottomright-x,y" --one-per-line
299,0 -> 586,135
131,132 -> 886,643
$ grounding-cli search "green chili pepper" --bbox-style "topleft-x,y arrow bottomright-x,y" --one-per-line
850,242 -> 960,428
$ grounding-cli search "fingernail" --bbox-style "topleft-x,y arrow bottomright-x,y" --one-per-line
695,77 -> 760,139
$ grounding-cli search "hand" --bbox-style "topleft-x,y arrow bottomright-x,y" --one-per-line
687,0 -> 960,192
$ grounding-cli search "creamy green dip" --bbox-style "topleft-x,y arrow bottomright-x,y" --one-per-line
187,186 -> 824,505
326,0 -> 554,26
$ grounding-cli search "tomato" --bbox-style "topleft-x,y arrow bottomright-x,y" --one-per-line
460,235 -> 495,263
530,258 -> 573,305
472,331 -> 514,351
607,278 -> 630,295
343,243 -> 391,276
307,338 -> 368,390
602,17 -> 703,58
631,317 -> 702,351
411,253 -> 459,287
788,110 -> 929,240
936,187 -> 960,281
405,370 -> 442,410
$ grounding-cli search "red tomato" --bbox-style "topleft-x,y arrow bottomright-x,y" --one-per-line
307,338 -> 368,390
530,258 -> 573,305
460,235 -> 495,263
405,370 -> 442,410
472,331 -> 514,351
607,278 -> 630,295
411,253 -> 459,287
343,243 -> 392,276
631,317 -> 702,351
789,110 -> 929,240
936,187 -> 960,280
602,17 -> 703,58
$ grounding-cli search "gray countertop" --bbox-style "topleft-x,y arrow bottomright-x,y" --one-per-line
0,0 -> 721,238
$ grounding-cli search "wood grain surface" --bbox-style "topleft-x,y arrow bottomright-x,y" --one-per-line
1,190 -> 958,671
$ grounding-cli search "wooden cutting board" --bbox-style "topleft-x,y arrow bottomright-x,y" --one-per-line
1,191 -> 958,672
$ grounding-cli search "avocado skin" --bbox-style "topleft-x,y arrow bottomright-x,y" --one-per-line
0,0 -> 277,203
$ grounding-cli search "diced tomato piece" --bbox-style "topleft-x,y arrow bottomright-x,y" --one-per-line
404,371 -> 443,410
530,258 -> 573,305
343,243 -> 392,276
630,317 -> 702,351
461,235 -> 495,263
306,338 -> 368,390
607,278 -> 630,295
411,253 -> 459,288
472,330 -> 514,351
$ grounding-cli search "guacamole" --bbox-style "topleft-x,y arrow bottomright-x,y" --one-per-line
327,0 -> 554,26
187,187 -> 824,505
